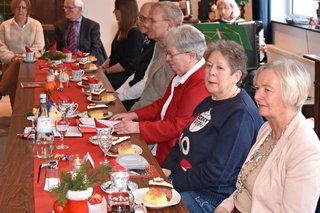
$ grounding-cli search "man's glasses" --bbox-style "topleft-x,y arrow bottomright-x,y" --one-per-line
63,5 -> 78,10
145,18 -> 168,24
137,14 -> 148,23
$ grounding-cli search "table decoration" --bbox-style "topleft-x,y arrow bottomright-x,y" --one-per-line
50,161 -> 112,213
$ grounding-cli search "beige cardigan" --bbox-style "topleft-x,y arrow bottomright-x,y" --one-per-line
0,17 -> 44,64
219,112 -> 320,213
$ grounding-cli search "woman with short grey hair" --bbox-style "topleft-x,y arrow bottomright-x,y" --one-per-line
165,24 -> 206,60
216,59 -> 320,213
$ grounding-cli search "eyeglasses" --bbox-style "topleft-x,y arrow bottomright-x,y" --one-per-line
15,6 -> 27,11
137,14 -> 148,23
63,5 -> 78,10
166,51 -> 191,58
145,18 -> 168,24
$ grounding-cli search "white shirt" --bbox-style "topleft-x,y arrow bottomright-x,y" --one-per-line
160,58 -> 206,119
116,43 -> 160,101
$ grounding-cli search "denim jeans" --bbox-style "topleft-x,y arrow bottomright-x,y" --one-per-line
181,191 -> 216,213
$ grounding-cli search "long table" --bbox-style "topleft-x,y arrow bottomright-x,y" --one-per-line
0,61 -> 189,212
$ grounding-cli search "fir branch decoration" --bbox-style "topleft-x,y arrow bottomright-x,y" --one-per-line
50,161 -> 112,204
40,51 -> 66,60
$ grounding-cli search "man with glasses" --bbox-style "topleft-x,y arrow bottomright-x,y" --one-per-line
54,0 -> 107,65
118,1 -> 183,111
116,1 -> 156,110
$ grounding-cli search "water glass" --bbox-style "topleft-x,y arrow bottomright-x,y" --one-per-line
55,117 -> 69,149
98,135 -> 112,165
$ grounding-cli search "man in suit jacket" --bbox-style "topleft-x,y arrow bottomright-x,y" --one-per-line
130,2 -> 184,110
54,0 -> 107,65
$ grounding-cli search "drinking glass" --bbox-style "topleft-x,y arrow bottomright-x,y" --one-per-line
111,166 -> 129,192
98,134 -> 112,165
58,99 -> 71,117
55,117 -> 69,149
27,115 -> 37,143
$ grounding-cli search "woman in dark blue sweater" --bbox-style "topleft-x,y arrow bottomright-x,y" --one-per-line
162,40 -> 264,213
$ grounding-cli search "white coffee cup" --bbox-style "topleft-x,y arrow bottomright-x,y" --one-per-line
78,57 -> 88,63
72,69 -> 84,81
89,83 -> 103,93
26,52 -> 34,61
64,53 -> 72,62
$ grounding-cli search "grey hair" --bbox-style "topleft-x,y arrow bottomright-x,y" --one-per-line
255,59 -> 311,111
153,1 -> 183,27
215,0 -> 240,19
205,40 -> 247,85
164,25 -> 206,60
74,0 -> 84,10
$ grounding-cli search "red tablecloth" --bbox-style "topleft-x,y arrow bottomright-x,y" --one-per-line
32,61 -> 119,212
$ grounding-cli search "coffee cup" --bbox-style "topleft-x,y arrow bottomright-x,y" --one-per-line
26,51 -> 34,61
89,82 -> 103,93
72,69 -> 84,81
64,53 -> 73,62
78,57 -> 88,63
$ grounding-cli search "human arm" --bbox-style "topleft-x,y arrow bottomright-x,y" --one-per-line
30,19 -> 45,51
0,22 -> 16,63
110,112 -> 138,121
136,75 -> 208,144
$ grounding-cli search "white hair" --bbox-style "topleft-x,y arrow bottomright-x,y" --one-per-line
74,0 -> 84,10
216,0 -> 240,19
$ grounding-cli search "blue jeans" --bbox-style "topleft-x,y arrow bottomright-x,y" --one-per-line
180,191 -> 216,213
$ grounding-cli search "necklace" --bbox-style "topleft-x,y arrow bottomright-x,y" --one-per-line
233,132 -> 278,200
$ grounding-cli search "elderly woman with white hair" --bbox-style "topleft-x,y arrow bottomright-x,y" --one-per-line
111,24 -> 209,165
214,0 -> 244,23
215,59 -> 320,213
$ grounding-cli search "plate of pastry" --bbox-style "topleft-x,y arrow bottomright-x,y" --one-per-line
85,104 -> 113,119
87,91 -> 116,104
132,178 -> 181,209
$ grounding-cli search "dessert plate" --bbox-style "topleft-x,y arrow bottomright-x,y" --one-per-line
132,188 -> 181,209
81,111 -> 113,119
101,181 -> 138,194
87,95 -> 116,104
24,58 -> 37,63
84,68 -> 98,73
107,145 -> 142,157
116,154 -> 147,169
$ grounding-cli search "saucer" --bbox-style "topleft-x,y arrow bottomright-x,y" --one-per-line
63,59 -> 76,63
69,76 -> 82,82
24,58 -> 37,63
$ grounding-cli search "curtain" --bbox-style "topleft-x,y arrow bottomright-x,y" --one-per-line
252,0 -> 272,43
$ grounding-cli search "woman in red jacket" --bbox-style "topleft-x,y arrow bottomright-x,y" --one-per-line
111,25 -> 209,165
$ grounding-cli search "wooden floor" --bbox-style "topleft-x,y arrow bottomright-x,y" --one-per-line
0,96 -> 12,169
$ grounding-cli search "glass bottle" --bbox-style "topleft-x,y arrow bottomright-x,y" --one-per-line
35,93 -> 55,158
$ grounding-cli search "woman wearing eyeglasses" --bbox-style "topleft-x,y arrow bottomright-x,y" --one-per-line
0,0 -> 44,107
161,40 -> 263,213
101,0 -> 144,90
111,25 -> 209,165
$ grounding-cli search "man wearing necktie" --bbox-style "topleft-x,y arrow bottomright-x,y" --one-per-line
54,0 -> 107,65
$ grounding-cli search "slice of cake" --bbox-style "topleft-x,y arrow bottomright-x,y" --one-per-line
82,76 -> 89,87
87,104 -> 108,119
91,89 -> 115,102
91,88 -> 106,101
109,136 -> 135,154
144,177 -> 173,205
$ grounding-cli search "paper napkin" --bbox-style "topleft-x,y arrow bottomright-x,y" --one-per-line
83,152 -> 95,168
87,76 -> 99,84
25,46 -> 33,52
62,48 -> 72,53
94,118 -> 110,128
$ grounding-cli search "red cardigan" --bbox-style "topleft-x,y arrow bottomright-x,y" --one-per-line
133,64 -> 209,165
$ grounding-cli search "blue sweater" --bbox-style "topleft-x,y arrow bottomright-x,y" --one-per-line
162,89 -> 264,207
